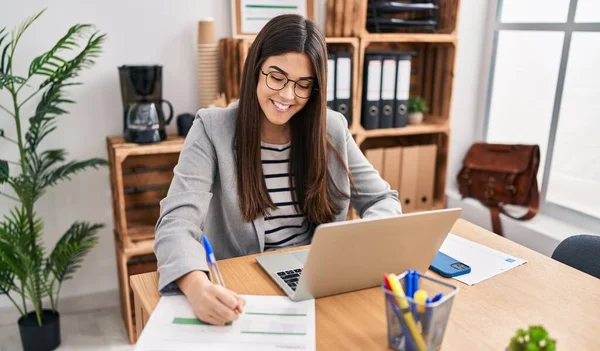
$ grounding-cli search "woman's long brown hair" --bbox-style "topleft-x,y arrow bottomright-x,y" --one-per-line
235,14 -> 349,225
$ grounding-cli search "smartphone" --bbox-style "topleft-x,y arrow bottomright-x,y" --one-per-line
429,252 -> 471,278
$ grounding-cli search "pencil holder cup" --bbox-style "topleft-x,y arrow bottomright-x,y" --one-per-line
383,271 -> 459,351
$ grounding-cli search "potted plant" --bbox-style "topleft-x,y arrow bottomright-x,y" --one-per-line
0,9 -> 107,351
508,325 -> 556,351
407,96 -> 428,124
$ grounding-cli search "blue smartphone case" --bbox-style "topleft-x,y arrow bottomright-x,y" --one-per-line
429,252 -> 471,278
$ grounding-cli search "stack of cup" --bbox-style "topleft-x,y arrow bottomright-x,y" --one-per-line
197,19 -> 220,108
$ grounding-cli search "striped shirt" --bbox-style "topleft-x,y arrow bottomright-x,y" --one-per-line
261,141 -> 311,251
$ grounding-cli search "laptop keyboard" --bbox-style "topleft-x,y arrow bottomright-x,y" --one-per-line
276,269 -> 302,291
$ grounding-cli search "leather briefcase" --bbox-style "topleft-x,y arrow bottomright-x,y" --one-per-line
457,143 -> 541,236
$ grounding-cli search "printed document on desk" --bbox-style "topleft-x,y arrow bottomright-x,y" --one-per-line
135,294 -> 315,351
439,234 -> 527,285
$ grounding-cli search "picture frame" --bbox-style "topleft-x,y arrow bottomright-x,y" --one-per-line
231,0 -> 315,38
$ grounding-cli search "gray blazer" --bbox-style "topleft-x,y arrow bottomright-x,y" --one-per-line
154,102 -> 402,292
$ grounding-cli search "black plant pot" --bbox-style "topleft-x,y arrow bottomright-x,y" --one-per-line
17,310 -> 61,351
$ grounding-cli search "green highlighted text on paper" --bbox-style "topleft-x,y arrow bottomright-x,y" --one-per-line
172,312 -> 307,335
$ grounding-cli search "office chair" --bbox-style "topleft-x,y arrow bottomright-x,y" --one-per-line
552,235 -> 600,279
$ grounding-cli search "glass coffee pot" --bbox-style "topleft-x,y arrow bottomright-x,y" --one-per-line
126,99 -> 173,143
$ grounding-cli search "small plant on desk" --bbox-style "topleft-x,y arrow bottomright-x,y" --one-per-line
508,325 -> 556,351
0,8 -> 107,351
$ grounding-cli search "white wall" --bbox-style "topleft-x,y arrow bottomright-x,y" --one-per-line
0,0 -> 231,321
446,0 -> 490,192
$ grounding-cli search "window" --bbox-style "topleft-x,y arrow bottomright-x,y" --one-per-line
484,0 -> 600,224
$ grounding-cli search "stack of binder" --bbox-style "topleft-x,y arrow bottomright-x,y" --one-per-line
367,0 -> 439,33
365,144 -> 437,212
361,51 -> 414,130
327,51 -> 353,127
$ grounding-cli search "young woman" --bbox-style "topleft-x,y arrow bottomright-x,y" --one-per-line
154,14 -> 401,326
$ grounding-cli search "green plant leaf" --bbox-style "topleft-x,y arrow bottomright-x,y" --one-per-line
6,174 -> 40,205
0,27 -> 10,86
0,207 -> 46,300
25,26 -> 106,153
528,326 -> 547,343
38,31 -> 106,90
49,222 -> 102,283
0,73 -> 27,90
28,24 -> 93,78
42,158 -> 107,188
0,44 -> 10,89
0,160 -> 8,184
13,10 -> 46,50
0,10 -> 44,89
27,148 -> 66,183
408,96 -> 428,114
0,253 -> 16,295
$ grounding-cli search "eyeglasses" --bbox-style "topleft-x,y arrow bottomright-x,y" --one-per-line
260,70 -> 316,99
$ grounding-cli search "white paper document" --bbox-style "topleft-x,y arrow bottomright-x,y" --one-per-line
439,234 -> 527,285
135,294 -> 315,351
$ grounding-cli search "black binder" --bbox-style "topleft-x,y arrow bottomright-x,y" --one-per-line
327,52 -> 336,110
361,54 -> 383,130
394,52 -> 414,128
379,54 -> 397,129
334,52 -> 353,125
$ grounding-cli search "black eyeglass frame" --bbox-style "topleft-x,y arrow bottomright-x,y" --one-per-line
260,69 -> 319,99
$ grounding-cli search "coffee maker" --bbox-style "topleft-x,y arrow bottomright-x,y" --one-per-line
118,65 -> 173,143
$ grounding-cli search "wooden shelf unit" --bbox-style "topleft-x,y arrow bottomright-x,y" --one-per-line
355,39 -> 457,128
106,135 -> 185,343
344,0 -> 461,216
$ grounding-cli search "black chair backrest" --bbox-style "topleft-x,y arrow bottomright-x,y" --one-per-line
552,235 -> 600,279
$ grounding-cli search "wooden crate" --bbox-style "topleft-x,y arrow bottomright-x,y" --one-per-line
355,0 -> 461,37
358,132 -> 449,211
106,135 -> 184,255
353,38 -> 456,142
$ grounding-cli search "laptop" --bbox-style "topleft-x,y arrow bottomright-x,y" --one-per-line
256,208 -> 462,301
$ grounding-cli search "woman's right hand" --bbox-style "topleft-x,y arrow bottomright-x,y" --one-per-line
176,270 -> 246,326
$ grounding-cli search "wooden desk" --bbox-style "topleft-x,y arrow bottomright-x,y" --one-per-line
130,219 -> 600,350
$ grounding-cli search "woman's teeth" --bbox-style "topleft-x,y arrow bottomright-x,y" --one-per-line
272,100 -> 291,112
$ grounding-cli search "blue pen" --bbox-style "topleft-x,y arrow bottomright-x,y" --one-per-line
201,235 -> 226,287
406,271 -> 413,298
431,293 -> 443,303
413,271 -> 419,297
